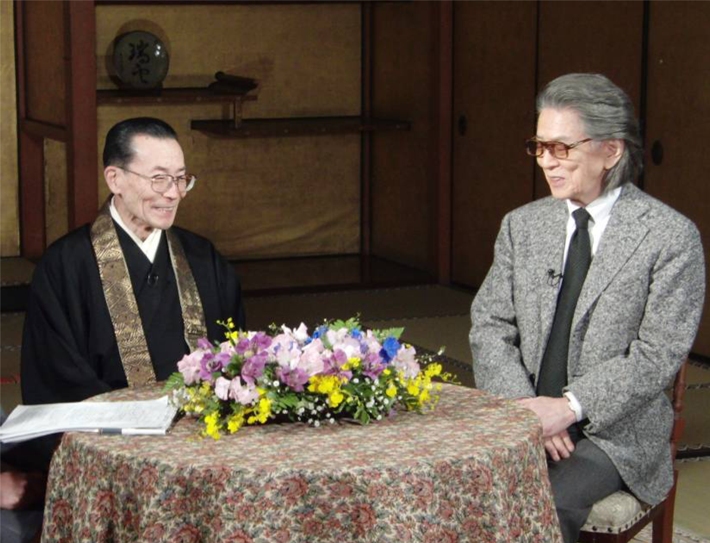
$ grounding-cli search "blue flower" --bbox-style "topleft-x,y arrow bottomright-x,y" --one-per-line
351,327 -> 362,339
380,337 -> 401,362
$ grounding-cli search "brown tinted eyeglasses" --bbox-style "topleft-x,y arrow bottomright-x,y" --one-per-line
525,137 -> 592,159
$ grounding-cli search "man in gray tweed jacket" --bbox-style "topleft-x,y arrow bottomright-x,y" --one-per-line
470,74 -> 705,543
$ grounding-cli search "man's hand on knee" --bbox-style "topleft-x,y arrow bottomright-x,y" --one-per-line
544,430 -> 575,461
516,396 -> 577,437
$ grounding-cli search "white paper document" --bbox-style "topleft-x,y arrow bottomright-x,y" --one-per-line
0,395 -> 179,443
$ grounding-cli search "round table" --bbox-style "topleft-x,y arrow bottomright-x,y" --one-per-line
42,383 -> 562,542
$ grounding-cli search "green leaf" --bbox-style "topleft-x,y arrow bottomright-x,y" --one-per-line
163,372 -> 185,391
373,327 -> 405,341
330,316 -> 361,331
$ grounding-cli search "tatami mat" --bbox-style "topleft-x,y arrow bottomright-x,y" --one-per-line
687,361 -> 710,387
674,458 -> 710,540
0,313 -> 22,372
0,257 -> 35,287
682,389 -> 710,451
243,284 -> 474,331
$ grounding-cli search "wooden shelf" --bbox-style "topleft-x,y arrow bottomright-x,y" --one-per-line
97,88 -> 257,105
190,116 -> 411,138
96,1 -> 365,5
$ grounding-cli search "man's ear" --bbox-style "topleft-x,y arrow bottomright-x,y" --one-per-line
604,139 -> 625,170
104,165 -> 121,195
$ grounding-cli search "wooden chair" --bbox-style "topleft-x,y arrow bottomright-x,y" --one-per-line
578,361 -> 687,543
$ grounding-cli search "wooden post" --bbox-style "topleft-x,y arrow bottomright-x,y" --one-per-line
65,0 -> 98,228
434,0 -> 453,285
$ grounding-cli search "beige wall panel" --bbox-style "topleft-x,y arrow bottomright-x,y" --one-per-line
644,1 -> 710,356
97,106 -> 360,259
1,0 -> 19,256
96,4 -> 361,259
536,0 -> 643,199
451,1 -> 537,288
371,3 -> 436,273
182,134 -> 361,259
96,4 -> 361,117
23,1 -> 66,127
44,139 -> 68,247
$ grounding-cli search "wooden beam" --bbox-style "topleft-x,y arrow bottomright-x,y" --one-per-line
65,1 -> 98,229
360,2 -> 373,259
434,0 -> 453,285
15,0 -> 46,257
18,131 -> 46,258
20,119 -> 67,142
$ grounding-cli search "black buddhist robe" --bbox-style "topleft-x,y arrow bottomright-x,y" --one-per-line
21,223 -> 245,406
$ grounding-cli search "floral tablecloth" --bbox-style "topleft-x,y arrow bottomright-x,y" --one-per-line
41,383 -> 562,543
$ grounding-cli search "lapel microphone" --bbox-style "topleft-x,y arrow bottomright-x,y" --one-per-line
147,273 -> 159,287
546,268 -> 562,287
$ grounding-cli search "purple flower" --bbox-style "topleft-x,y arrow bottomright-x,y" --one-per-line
197,338 -> 212,350
241,352 -> 268,384
391,345 -> 420,379
276,366 -> 310,392
235,338 -> 252,355
322,349 -> 352,380
199,352 -> 227,383
361,352 -> 386,380
228,377 -> 260,405
177,350 -> 204,385
252,332 -> 272,350
214,376 -> 231,400
235,332 -> 272,361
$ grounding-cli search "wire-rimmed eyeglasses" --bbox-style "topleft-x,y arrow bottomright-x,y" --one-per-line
119,167 -> 197,194
525,137 -> 592,159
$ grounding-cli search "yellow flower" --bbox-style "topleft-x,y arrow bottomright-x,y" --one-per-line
419,388 -> 431,404
386,383 -> 398,398
328,389 -> 345,407
308,375 -> 343,395
247,396 -> 272,425
227,411 -> 245,433
425,363 -> 442,378
204,412 -> 221,440
343,357 -> 361,370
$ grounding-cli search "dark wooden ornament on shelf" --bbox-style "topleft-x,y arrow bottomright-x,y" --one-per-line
208,71 -> 259,95
112,31 -> 170,89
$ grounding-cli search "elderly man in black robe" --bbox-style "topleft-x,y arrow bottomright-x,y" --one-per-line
21,116 -> 245,421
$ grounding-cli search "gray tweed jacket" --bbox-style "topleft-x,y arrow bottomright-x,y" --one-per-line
469,183 -> 705,505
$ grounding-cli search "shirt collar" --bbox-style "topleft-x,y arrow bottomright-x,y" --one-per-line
565,186 -> 622,224
109,196 -> 163,250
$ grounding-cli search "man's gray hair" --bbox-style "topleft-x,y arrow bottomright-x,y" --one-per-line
536,73 -> 643,190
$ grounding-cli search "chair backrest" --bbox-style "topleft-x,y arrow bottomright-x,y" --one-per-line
670,360 -> 687,462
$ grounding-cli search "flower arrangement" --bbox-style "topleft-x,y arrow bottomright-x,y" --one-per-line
165,317 -> 453,440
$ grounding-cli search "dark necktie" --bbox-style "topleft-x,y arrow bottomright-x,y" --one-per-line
537,208 -> 592,397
